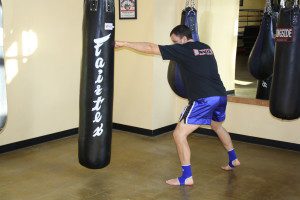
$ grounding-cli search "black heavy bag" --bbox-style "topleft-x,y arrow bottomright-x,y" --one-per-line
167,7 -> 199,98
167,61 -> 186,98
0,0 -> 7,131
248,12 -> 275,80
270,6 -> 300,120
78,0 -> 115,169
271,12 -> 279,35
256,76 -> 272,100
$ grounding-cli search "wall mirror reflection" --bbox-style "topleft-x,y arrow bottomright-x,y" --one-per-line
234,0 -> 295,100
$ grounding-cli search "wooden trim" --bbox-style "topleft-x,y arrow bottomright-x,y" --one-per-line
239,15 -> 263,17
239,9 -> 263,12
227,96 -> 269,107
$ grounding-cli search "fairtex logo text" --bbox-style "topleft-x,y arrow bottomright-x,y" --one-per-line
92,34 -> 111,137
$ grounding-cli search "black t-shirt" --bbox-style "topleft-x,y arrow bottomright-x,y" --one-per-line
159,41 -> 226,101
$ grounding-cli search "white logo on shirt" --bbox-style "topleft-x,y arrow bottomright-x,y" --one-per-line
193,49 -> 213,56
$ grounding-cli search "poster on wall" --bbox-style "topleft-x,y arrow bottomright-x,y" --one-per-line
119,0 -> 137,19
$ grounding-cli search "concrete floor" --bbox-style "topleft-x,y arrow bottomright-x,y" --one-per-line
0,130 -> 300,200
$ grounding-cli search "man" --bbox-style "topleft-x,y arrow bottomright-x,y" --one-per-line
115,25 -> 240,186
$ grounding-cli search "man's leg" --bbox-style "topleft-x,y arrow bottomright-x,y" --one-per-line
166,121 -> 200,186
211,121 -> 240,170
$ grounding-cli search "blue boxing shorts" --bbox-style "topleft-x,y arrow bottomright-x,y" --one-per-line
179,96 -> 227,125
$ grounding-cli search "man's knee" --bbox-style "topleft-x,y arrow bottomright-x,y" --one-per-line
173,122 -> 190,139
173,123 -> 184,139
211,121 -> 222,132
173,122 -> 199,140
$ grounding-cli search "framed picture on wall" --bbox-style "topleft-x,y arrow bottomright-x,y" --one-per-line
119,0 -> 137,19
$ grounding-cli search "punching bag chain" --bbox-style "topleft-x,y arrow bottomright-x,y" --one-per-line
265,0 -> 272,14
185,0 -> 196,9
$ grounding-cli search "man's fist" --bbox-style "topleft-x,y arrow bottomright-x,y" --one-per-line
115,41 -> 126,48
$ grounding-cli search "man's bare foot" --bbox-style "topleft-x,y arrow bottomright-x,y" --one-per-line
221,159 -> 241,171
166,177 -> 194,186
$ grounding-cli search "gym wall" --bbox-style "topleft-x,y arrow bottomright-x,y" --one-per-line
116,0 -> 237,130
152,0 -> 183,129
225,103 -> 300,144
1,0 -> 299,148
114,0 -> 155,130
0,0 -> 82,146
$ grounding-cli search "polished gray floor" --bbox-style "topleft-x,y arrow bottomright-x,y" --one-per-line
0,130 -> 300,200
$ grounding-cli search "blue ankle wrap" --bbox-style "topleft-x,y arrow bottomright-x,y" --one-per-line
178,165 -> 192,186
228,149 -> 237,168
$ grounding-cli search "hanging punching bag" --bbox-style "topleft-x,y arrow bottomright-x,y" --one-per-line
248,12 -> 275,80
185,8 -> 200,42
78,0 -> 115,169
167,7 -> 199,98
0,0 -> 7,132
270,5 -> 300,120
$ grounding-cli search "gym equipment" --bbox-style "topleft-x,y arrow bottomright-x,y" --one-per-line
184,7 -> 199,42
78,0 -> 115,169
270,1 -> 300,120
167,0 -> 199,98
248,0 -> 275,80
0,0 -> 7,132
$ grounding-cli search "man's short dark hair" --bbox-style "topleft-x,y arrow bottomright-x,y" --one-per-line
170,25 -> 193,40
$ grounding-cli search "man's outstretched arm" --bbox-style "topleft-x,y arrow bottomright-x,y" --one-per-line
115,41 -> 161,55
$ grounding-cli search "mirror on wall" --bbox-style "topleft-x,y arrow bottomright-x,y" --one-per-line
235,0 -> 268,99
234,0 -> 289,100
235,6 -> 262,99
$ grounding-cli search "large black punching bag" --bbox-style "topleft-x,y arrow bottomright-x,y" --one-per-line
270,5 -> 300,120
248,12 -> 275,80
78,0 -> 115,169
167,7 -> 199,98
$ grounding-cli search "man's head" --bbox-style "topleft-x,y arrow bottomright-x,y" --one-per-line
170,25 -> 193,44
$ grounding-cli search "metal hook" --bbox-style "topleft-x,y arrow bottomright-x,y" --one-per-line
106,0 -> 114,12
264,0 -> 272,14
89,0 -> 98,11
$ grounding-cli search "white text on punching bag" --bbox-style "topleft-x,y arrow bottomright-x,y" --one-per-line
92,34 -> 111,137
276,28 -> 293,42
